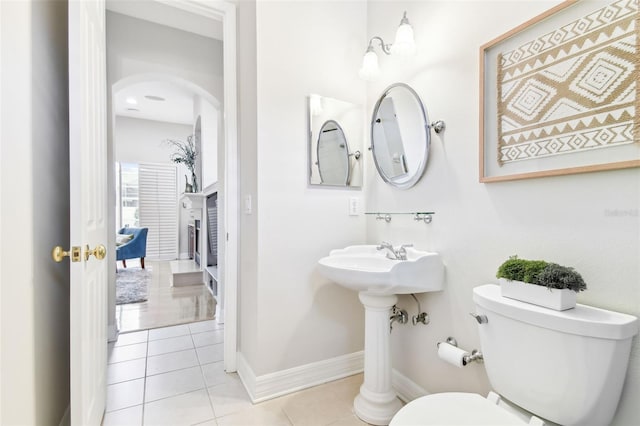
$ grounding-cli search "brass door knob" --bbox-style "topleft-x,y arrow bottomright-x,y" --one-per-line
52,246 -> 81,263
84,244 -> 107,261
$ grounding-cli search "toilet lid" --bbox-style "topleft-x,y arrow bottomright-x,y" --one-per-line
390,393 -> 527,426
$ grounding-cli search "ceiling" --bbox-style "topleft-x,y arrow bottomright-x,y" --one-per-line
114,81 -> 196,125
107,1 -> 221,125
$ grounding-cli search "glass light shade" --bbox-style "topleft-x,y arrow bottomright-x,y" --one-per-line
391,23 -> 416,56
359,50 -> 380,81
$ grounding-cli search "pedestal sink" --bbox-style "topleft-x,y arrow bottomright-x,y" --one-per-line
317,245 -> 444,425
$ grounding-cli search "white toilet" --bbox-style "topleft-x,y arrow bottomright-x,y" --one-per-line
391,284 -> 639,426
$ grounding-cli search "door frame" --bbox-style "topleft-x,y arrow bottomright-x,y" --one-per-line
108,0 -> 239,372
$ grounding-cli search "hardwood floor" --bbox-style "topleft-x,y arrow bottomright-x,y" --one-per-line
116,259 -> 215,333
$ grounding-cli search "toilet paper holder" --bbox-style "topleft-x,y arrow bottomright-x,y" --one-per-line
437,337 -> 484,365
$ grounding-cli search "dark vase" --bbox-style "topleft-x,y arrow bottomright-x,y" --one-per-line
191,172 -> 198,193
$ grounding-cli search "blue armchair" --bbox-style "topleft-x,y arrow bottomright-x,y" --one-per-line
116,227 -> 148,269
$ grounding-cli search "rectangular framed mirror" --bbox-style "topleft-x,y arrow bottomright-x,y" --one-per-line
308,94 -> 363,188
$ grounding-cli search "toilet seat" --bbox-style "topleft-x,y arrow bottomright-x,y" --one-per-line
390,392 -> 528,425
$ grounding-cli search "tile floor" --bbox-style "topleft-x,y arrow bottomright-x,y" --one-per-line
104,320 -> 370,426
116,260 -> 215,332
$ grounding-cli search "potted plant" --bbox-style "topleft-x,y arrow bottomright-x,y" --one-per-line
165,135 -> 198,193
496,255 -> 587,310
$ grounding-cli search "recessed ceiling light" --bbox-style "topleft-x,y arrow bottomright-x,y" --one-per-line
125,96 -> 138,105
145,95 -> 166,101
126,108 -> 140,112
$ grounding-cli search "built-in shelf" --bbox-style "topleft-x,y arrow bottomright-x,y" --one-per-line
205,266 -> 219,300
206,265 -> 218,281
365,211 -> 435,224
182,190 -> 223,324
204,265 -> 223,324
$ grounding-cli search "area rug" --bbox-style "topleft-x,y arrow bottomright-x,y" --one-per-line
116,267 -> 151,305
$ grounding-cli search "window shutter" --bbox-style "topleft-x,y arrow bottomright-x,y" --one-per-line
138,163 -> 178,260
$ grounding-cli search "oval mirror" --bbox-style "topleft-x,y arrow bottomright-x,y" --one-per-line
371,83 -> 430,189
317,120 -> 350,185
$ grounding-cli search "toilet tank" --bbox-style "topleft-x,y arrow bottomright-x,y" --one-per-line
473,284 -> 638,426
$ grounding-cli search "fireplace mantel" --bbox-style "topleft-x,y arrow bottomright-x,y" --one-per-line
180,192 -> 206,209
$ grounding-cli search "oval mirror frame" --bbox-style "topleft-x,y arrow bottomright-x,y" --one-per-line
370,83 -> 430,189
317,119 -> 351,186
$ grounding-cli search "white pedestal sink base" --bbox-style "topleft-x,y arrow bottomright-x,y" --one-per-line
316,245 -> 445,424
354,391 -> 402,425
354,292 -> 403,425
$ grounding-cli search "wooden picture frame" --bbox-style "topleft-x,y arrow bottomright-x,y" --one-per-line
479,0 -> 639,183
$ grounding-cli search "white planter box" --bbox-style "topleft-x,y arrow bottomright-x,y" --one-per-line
499,278 -> 576,311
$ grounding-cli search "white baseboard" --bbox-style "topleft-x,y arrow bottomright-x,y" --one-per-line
235,352 -> 427,405
236,352 -> 257,400
392,369 -> 428,403
237,351 -> 364,403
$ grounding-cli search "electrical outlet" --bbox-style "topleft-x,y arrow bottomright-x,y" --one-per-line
349,197 -> 359,216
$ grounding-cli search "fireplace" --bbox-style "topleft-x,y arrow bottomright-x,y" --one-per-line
194,219 -> 201,266
188,224 -> 195,260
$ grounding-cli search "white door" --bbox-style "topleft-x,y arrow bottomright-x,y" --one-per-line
69,0 -> 108,424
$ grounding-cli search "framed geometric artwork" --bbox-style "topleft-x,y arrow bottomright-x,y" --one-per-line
479,0 -> 639,182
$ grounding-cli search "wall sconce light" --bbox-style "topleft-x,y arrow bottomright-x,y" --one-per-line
359,11 -> 416,81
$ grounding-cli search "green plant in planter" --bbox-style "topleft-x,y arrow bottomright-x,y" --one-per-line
496,255 -> 587,292
523,260 -> 548,283
496,256 -> 528,282
536,263 -> 587,292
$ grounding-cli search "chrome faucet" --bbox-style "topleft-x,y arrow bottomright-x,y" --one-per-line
376,241 -> 397,259
396,244 -> 413,260
376,241 -> 413,260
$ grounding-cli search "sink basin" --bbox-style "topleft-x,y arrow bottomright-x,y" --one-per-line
317,245 -> 444,295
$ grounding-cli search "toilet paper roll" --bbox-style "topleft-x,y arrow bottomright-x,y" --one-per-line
438,342 -> 469,368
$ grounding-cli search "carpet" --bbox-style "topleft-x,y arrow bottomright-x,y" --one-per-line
116,267 -> 151,305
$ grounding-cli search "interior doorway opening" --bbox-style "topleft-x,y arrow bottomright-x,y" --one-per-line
105,0 -> 238,373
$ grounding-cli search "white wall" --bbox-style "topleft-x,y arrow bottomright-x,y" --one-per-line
1,1 -> 3,420
0,0 -> 70,423
115,116 -> 193,256
236,0 -> 260,370
241,0 -> 369,376
194,97 -> 219,190
364,2 -> 640,425
115,116 -> 192,163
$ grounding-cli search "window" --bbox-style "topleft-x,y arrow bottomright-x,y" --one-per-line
116,162 -> 140,229
116,162 -> 178,260
138,163 -> 178,260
